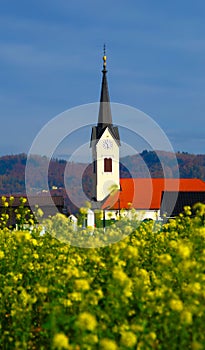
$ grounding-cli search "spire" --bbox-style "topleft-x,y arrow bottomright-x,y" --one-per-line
98,45 -> 113,126
90,46 -> 120,146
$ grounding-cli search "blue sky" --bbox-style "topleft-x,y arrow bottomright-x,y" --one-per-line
1,0 -> 205,156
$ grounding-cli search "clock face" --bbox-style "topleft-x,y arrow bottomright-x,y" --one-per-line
102,139 -> 113,149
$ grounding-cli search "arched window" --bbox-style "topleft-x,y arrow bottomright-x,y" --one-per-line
104,158 -> 112,172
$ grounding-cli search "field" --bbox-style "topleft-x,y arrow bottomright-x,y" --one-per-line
0,203 -> 205,349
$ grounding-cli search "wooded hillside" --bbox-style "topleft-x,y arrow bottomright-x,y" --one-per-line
0,151 -> 205,213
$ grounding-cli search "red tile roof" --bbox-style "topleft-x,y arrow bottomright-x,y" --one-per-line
102,178 -> 205,210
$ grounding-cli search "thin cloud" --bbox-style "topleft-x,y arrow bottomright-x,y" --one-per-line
0,42 -> 82,69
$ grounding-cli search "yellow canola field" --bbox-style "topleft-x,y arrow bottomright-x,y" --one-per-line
0,203 -> 205,349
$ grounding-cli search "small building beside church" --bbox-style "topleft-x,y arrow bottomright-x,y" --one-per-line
0,195 -> 65,227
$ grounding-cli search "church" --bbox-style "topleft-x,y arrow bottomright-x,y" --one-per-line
89,50 -> 205,221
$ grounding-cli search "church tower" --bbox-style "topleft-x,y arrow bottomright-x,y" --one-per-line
90,48 -> 120,201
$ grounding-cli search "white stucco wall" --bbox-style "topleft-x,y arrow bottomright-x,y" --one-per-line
103,209 -> 161,221
93,128 -> 120,201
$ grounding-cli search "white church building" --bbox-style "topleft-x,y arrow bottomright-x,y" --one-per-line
88,50 -> 205,222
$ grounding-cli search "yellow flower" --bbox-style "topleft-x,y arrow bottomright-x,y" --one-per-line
79,207 -> 87,215
180,310 -> 193,325
184,206 -> 192,216
179,260 -> 195,271
29,219 -> 34,226
53,333 -> 69,349
74,279 -> 90,291
28,262 -> 35,270
158,254 -> 172,265
99,339 -> 118,350
169,240 -> 178,249
20,289 -> 31,307
148,332 -> 157,340
1,196 -> 6,202
177,242 -> 191,259
198,227 -> 205,239
33,253 -> 39,259
31,238 -> 38,246
123,245 -> 138,259
76,312 -> 97,331
170,299 -> 183,312
20,197 -> 27,204
95,288 -> 104,299
16,214 -> 21,220
120,331 -> 137,347
38,286 -> 48,294
62,299 -> 72,307
83,334 -> 98,344
192,282 -> 201,293
20,232 -> 31,241
191,342 -> 203,350
2,213 -> 9,220
113,268 -> 129,286
130,324 -> 144,332
11,309 -> 16,317
193,203 -> 205,217
36,208 -> 44,218
13,273 -> 22,283
68,292 -> 82,301
0,251 -> 5,259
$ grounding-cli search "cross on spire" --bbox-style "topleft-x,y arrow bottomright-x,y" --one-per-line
103,44 -> 107,71
103,44 -> 106,56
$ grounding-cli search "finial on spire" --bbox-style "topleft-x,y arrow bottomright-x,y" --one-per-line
103,44 -> 107,70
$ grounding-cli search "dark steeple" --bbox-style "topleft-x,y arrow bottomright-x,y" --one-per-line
90,46 -> 120,145
98,45 -> 113,127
